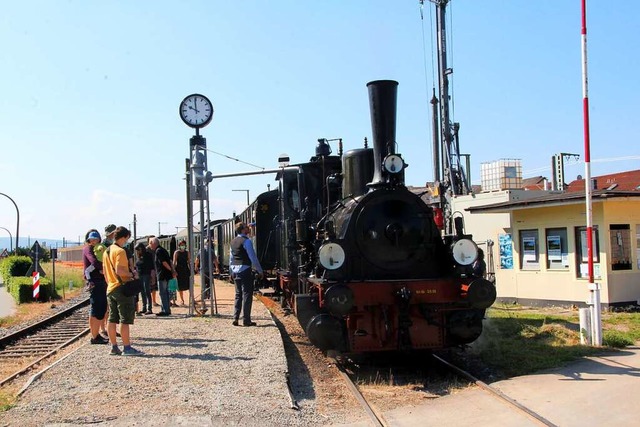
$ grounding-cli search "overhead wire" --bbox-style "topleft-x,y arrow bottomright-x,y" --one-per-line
204,148 -> 266,170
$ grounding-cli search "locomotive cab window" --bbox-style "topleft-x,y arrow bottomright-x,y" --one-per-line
519,229 -> 539,270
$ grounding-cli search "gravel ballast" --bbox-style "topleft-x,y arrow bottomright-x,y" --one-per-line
0,284 -> 335,426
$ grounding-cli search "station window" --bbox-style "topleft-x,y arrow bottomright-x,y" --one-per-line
610,224 -> 632,271
519,229 -> 539,270
545,228 -> 568,270
575,226 -> 601,279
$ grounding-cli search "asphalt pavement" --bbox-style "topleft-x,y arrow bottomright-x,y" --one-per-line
0,274 -> 17,318
370,346 -> 640,426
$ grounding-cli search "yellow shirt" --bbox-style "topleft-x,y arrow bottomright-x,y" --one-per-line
103,244 -> 133,294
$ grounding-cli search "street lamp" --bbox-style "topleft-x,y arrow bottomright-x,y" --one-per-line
158,221 -> 168,235
0,226 -> 12,252
232,189 -> 250,206
0,192 -> 19,254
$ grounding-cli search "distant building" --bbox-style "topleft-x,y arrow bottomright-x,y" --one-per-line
566,169 -> 640,192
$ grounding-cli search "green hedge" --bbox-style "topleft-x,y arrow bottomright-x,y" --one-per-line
6,276 -> 55,304
0,256 -> 32,280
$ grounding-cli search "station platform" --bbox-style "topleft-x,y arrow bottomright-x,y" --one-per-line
0,280 -> 330,426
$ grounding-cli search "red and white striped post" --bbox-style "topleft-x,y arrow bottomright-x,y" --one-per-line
32,271 -> 40,300
581,0 -> 602,346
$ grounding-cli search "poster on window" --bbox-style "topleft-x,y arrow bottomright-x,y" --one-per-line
499,233 -> 513,269
547,235 -> 562,261
522,237 -> 537,263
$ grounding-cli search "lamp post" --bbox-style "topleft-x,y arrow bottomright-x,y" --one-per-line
0,193 -> 19,254
0,226 -> 12,252
158,221 -> 168,236
232,189 -> 250,206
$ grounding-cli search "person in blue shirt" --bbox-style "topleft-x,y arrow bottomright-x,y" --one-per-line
230,222 -> 263,326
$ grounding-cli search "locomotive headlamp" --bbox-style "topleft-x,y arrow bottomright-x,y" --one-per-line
318,242 -> 346,270
452,238 -> 479,266
383,154 -> 404,174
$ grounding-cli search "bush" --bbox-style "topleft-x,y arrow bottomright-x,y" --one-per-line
0,256 -> 33,280
603,330 -> 634,348
6,276 -> 56,304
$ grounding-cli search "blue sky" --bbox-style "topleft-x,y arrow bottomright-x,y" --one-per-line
1,0 -> 638,247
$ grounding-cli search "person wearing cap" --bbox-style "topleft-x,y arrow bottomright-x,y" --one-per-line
83,229 -> 108,344
230,222 -> 263,327
98,223 -> 117,336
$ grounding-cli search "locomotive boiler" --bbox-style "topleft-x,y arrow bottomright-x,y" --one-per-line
277,80 -> 496,353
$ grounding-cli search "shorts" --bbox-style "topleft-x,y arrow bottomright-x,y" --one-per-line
107,286 -> 135,325
89,283 -> 107,320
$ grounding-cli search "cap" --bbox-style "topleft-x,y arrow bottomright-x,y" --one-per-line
104,224 -> 116,235
87,231 -> 101,242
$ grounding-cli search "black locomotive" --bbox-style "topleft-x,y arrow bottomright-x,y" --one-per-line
212,80 -> 496,354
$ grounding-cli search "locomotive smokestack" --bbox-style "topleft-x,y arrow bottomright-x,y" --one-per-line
367,80 -> 398,186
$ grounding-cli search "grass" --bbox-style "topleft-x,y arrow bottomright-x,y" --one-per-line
0,391 -> 15,412
470,304 -> 640,378
41,262 -> 84,296
0,263 -> 84,328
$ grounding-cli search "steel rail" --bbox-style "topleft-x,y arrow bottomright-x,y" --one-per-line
335,362 -> 386,427
0,297 -> 90,348
432,354 -> 558,427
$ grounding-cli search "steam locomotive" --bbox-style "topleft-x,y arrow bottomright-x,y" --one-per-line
215,80 -> 496,354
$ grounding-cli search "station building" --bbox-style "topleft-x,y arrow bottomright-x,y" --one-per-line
453,164 -> 640,309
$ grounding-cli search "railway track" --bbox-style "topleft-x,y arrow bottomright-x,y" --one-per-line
431,354 -> 558,427
0,298 -> 91,388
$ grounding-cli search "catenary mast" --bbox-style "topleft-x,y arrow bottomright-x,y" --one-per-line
429,0 -> 470,234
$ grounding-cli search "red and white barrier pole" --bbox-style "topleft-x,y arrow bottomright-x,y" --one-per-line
33,271 -> 40,300
581,0 -> 602,346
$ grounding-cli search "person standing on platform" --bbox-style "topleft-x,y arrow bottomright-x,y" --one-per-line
149,237 -> 176,316
173,240 -> 190,306
135,242 -> 154,315
99,224 -> 118,338
82,229 -> 108,344
195,239 -> 213,299
230,222 -> 263,327
103,226 -> 142,356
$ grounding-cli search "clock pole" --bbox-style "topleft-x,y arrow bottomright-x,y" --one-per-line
179,93 -> 216,317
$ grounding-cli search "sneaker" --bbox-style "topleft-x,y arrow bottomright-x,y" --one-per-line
243,321 -> 257,327
110,347 -> 122,356
122,346 -> 144,356
232,320 -> 239,326
145,310 -> 153,315
155,312 -> 169,317
137,311 -> 145,316
90,335 -> 109,345
100,331 -> 109,339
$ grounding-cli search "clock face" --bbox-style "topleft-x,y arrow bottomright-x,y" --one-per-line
179,94 -> 213,128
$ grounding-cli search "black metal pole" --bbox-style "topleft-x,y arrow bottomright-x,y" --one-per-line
0,193 -> 19,254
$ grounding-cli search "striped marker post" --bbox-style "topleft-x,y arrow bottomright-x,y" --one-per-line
33,271 -> 40,299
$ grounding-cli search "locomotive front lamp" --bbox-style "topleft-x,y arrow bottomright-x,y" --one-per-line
452,238 -> 479,266
318,242 -> 346,270
383,154 -> 405,174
